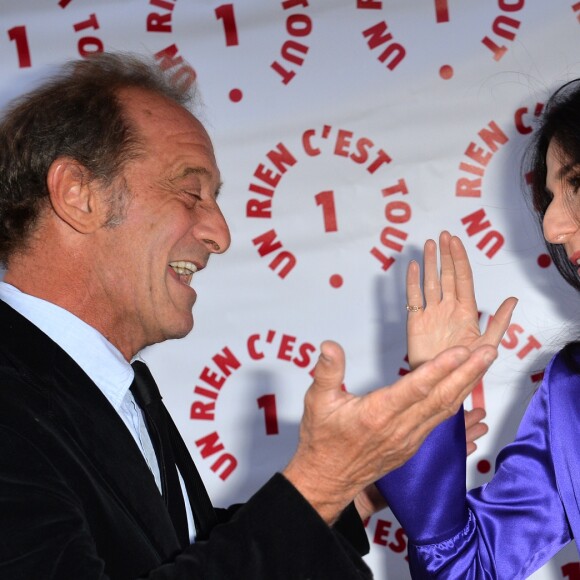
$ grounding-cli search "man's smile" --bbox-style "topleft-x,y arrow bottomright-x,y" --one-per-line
168,260 -> 198,286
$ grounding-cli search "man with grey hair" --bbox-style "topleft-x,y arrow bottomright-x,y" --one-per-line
0,52 -> 500,578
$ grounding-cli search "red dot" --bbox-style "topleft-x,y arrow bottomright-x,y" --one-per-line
439,65 -> 454,80
329,274 -> 343,288
477,459 -> 491,474
537,254 -> 551,268
229,88 -> 243,103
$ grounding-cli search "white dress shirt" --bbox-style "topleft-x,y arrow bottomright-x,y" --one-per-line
0,281 -> 196,542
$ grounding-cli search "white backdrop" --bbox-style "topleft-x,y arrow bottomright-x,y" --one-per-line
3,1 -> 580,578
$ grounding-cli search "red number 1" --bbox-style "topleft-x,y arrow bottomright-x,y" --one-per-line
215,4 -> 239,47
257,394 -> 279,435
434,0 -> 449,23
562,562 -> 580,580
315,190 -> 338,233
8,26 -> 32,68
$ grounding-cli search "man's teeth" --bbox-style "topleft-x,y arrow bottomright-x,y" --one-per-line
169,261 -> 198,276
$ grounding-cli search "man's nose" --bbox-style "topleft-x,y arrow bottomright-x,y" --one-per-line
195,203 -> 231,254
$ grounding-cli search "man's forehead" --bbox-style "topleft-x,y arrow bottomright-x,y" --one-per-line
118,87 -> 220,178
120,87 -> 186,122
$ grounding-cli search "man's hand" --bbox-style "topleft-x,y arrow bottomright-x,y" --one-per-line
283,339 -> 497,525
406,231 -> 517,370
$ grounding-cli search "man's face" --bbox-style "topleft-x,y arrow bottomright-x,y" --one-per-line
93,87 -> 230,356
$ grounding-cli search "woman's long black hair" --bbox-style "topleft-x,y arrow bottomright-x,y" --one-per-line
525,79 -> 580,292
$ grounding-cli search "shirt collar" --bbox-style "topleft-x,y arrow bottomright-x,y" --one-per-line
0,281 -> 134,412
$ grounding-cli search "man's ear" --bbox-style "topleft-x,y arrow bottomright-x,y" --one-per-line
47,158 -> 106,234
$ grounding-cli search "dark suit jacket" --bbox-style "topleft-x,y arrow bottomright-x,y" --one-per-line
0,300 -> 371,579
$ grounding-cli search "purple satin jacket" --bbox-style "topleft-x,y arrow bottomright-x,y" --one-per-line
376,343 -> 580,579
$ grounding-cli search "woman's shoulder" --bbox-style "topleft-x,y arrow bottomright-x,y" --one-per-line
552,341 -> 580,370
542,341 -> 580,396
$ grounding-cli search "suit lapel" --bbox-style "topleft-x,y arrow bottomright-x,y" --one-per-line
0,300 -> 181,558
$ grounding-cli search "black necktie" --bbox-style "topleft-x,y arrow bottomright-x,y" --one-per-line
130,361 -> 217,545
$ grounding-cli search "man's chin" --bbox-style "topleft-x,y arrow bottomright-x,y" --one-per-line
174,316 -> 195,340
158,311 -> 195,344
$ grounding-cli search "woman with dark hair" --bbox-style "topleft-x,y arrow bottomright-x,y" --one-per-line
375,80 -> 580,578
528,79 -> 580,291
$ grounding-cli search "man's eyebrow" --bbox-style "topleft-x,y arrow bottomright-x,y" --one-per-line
172,166 -> 211,180
171,167 -> 223,198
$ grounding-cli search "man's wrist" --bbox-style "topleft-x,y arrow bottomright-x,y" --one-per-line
282,458 -> 352,525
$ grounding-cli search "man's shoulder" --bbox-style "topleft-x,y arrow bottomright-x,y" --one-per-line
0,298 -> 77,390
0,305 -> 69,430
0,357 -> 50,422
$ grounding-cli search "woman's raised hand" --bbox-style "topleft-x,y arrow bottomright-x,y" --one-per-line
406,231 -> 517,370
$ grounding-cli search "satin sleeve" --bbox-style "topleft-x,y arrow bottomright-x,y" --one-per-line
375,360 -> 572,579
